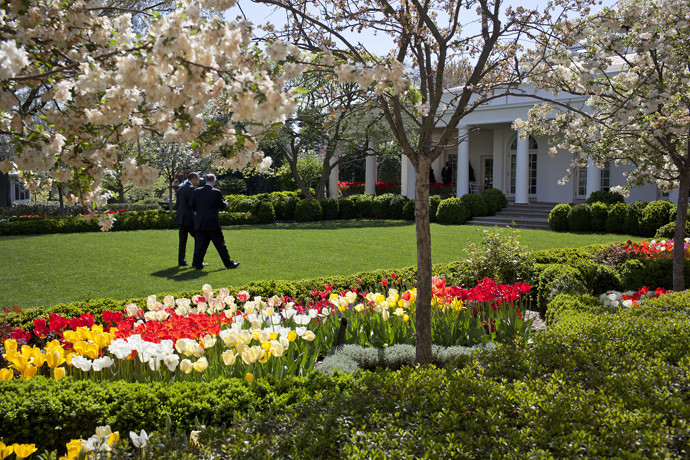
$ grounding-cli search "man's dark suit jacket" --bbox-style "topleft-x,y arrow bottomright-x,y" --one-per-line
175,181 -> 195,226
191,184 -> 227,231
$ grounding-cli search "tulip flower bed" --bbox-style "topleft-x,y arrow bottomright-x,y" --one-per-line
622,238 -> 690,259
599,286 -> 669,310
1,277 -> 532,384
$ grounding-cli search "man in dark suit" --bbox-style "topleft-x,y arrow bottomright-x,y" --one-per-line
175,172 -> 199,267
190,173 -> 240,270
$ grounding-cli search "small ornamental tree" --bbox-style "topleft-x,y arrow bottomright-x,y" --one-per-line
0,0 -> 299,228
516,0 -> 690,290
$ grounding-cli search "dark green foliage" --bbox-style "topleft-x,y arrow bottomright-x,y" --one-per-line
253,201 -> 276,224
591,202 -> 608,232
548,203 -> 571,231
218,212 -> 254,226
402,200 -> 415,220
371,193 -> 406,219
436,198 -> 470,225
567,203 -> 592,232
0,202 -> 161,217
294,198 -> 323,222
585,190 -> 625,206
459,193 -> 488,218
545,293 -> 605,325
640,200 -> 675,237
533,245 -> 604,265
464,229 -> 535,284
620,258 -> 690,291
655,220 -> 690,239
536,264 -> 588,312
351,194 -> 375,218
572,260 -> 623,294
605,202 -> 628,233
271,194 -> 297,220
320,198 -> 339,220
480,188 -> 508,215
625,200 -> 647,236
337,198 -> 356,219
429,195 -> 441,223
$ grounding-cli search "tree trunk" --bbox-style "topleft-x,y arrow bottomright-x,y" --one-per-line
287,156 -> 312,199
0,172 -> 11,208
168,179 -> 174,215
413,154 -> 433,365
673,169 -> 690,290
58,185 -> 65,217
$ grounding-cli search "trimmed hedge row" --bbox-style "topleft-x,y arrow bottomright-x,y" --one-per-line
549,199 -> 677,236
0,202 -> 162,218
0,210 -> 256,236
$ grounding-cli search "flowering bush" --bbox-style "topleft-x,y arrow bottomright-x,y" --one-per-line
599,286 -> 668,310
621,239 -> 690,259
0,278 -> 532,384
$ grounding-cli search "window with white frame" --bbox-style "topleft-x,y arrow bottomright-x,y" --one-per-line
600,161 -> 610,192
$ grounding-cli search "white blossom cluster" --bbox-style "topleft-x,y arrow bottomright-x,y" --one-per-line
0,0 -> 302,220
334,60 -> 409,95
517,0 -> 690,193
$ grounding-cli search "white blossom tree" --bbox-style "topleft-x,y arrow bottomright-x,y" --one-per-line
515,0 -> 690,290
0,0 -> 300,229
249,0 -> 582,363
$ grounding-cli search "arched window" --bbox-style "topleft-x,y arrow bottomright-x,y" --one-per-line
509,136 -> 538,195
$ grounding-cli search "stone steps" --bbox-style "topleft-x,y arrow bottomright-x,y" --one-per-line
467,202 -> 556,231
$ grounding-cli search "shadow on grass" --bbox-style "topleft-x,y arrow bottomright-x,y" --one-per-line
223,219 -> 414,231
150,266 -> 224,280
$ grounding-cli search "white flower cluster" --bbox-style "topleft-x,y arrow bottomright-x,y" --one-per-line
335,60 -> 409,95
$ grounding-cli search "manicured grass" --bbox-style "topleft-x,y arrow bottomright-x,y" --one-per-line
0,220 -> 637,309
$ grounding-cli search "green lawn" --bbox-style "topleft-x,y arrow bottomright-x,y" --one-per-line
0,220 -> 638,309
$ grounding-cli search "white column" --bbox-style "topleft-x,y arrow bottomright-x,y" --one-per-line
365,139 -> 377,195
515,132 -> 529,204
585,159 -> 601,198
456,127 -> 469,197
402,155 -> 416,199
492,128 -> 503,191
328,154 -> 340,199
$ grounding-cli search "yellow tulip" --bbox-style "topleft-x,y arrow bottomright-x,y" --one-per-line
245,372 -> 254,383
11,354 -> 29,373
46,349 -> 65,369
84,342 -> 99,360
261,341 -> 271,352
354,303 -> 364,312
64,439 -> 84,460
270,341 -> 284,358
12,443 -> 37,459
65,352 -> 78,366
221,350 -> 237,366
31,349 -> 45,368
0,368 -> 13,380
0,442 -> 13,460
76,326 -> 90,341
107,431 -> 119,445
193,357 -> 208,373
403,314 -> 410,323
22,364 -> 38,380
54,367 -> 66,381
3,339 -> 17,354
287,330 -> 297,342
302,331 -> 316,342
258,352 -> 269,364
93,333 -> 110,350
180,359 -> 193,374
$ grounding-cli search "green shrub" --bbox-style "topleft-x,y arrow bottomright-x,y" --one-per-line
294,199 -> 323,222
567,203 -> 592,232
371,194 -> 406,219
480,188 -> 507,215
605,202 -> 628,234
271,195 -> 297,220
320,198 -> 339,220
590,202 -> 608,232
387,194 -> 408,220
429,196 -> 441,223
402,200 -> 415,220
640,200 -> 675,237
548,203 -> 571,232
533,245 -> 604,265
253,201 -> 276,224
464,229 -> 535,284
436,198 -> 470,225
572,260 -> 623,294
459,193 -> 488,218
218,212 -> 254,226
351,194 -> 375,218
625,200 -> 647,236
655,220 -> 690,239
545,293 -> 605,325
585,190 -> 625,206
536,264 -> 588,312
337,198 -> 356,219
620,258 -> 690,291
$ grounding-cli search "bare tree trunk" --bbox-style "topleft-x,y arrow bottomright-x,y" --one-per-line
673,169 -> 690,290
0,172 -> 10,208
413,154 -> 433,365
286,155 -> 313,199
168,179 -> 174,214
58,185 -> 65,217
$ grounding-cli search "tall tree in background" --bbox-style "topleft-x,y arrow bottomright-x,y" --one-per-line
516,0 -> 690,290
250,0 -> 577,363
